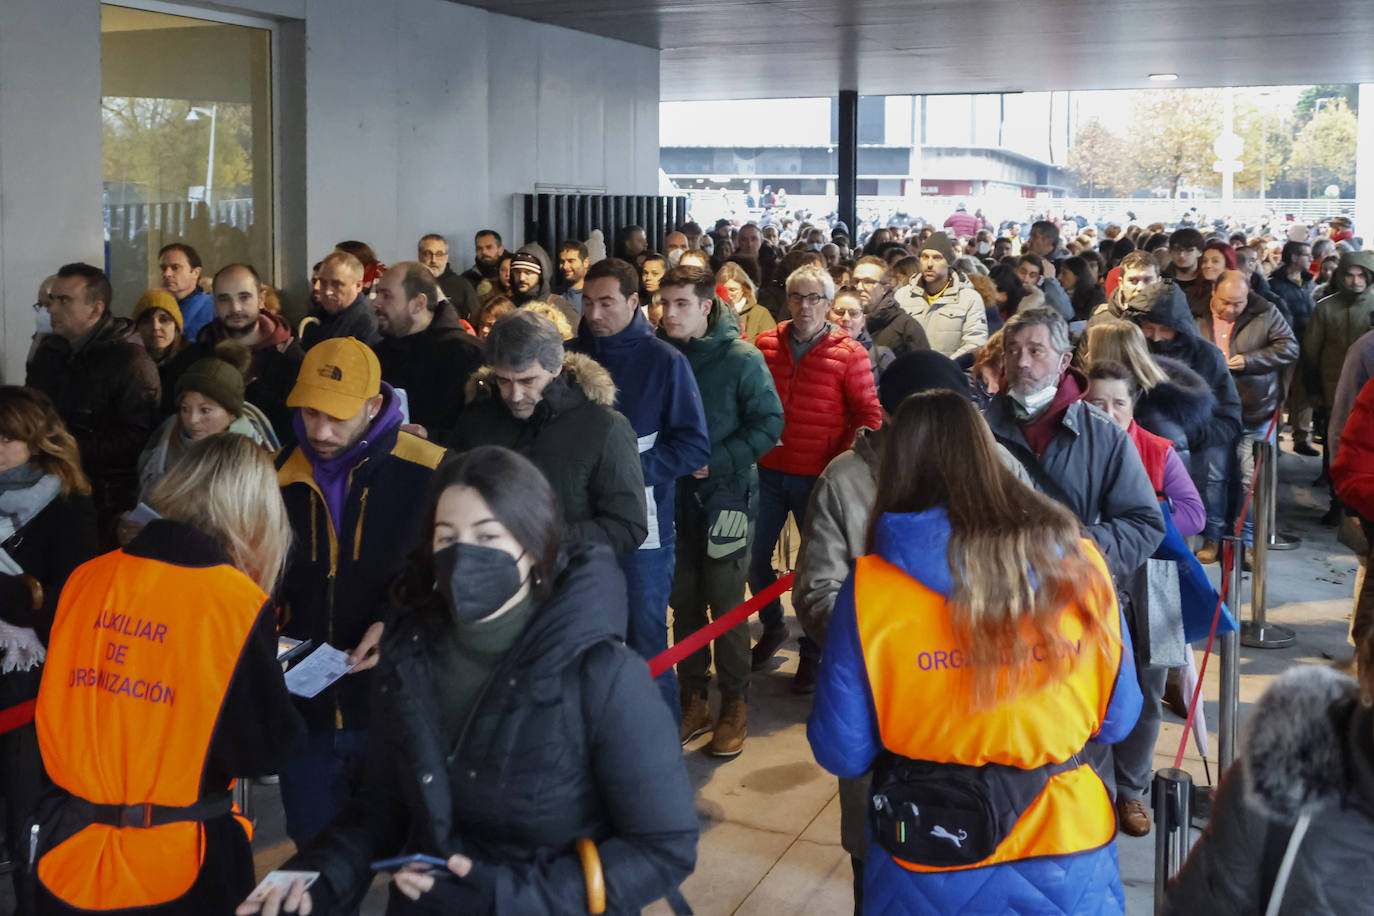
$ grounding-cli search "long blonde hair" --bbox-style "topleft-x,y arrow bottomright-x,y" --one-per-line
716,261 -> 758,309
0,387 -> 90,496
869,391 -> 1114,707
146,434 -> 290,594
1082,319 -> 1169,391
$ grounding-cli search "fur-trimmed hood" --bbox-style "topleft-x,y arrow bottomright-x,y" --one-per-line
1135,355 -> 1217,452
468,351 -> 617,410
1241,665 -> 1372,820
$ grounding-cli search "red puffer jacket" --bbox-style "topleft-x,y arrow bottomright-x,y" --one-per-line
756,321 -> 882,477
1333,374 -> 1374,519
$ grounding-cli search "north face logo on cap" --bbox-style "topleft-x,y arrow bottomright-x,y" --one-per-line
317,365 -> 344,381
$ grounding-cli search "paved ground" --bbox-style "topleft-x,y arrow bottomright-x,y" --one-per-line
2,441 -> 1354,915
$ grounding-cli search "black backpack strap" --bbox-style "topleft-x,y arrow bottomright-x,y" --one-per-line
1258,817 -> 1294,913
86,792 -> 233,829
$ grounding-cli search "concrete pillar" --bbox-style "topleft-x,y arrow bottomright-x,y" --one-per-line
1357,84 -> 1374,246
0,0 -> 104,383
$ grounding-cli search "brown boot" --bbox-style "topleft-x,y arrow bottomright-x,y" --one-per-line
680,691 -> 711,746
1116,797 -> 1151,837
706,698 -> 747,758
1194,540 -> 1220,565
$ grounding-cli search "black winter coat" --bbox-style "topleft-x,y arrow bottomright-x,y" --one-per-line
434,266 -> 480,321
26,316 -> 161,525
1124,280 -> 1244,450
0,489 -> 99,713
449,356 -> 648,557
290,545 -> 698,915
277,420 -> 446,733
375,302 -> 484,443
1195,295 -> 1299,426
1136,356 -> 1219,457
300,295 -> 381,350
1268,269 -> 1317,336
865,291 -> 930,357
1165,665 -> 1374,915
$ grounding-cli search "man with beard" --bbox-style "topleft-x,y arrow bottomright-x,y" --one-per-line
462,229 -> 506,291
417,233 -> 479,321
509,247 -> 578,327
197,263 -> 305,444
556,239 -> 591,315
300,250 -> 381,350
372,261 -> 484,443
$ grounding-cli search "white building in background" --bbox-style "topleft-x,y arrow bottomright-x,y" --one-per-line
659,93 -> 1075,206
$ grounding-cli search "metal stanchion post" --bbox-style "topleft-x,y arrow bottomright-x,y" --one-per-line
1267,428 -> 1300,550
1218,537 -> 1242,772
1153,768 -> 1193,915
1242,440 -> 1296,649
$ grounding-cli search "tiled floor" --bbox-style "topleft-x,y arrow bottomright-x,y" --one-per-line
222,443 -> 1358,915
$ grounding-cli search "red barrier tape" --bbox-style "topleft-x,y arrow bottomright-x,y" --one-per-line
1172,409 -> 1279,771
0,699 -> 36,735
649,572 -> 795,678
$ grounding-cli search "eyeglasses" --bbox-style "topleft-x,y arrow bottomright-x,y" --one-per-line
830,308 -> 863,318
787,293 -> 827,307
853,277 -> 881,287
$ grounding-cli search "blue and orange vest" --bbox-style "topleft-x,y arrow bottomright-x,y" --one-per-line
35,549 -> 265,910
852,541 -> 1123,871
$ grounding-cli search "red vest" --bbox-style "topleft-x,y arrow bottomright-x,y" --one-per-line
1127,420 -> 1172,494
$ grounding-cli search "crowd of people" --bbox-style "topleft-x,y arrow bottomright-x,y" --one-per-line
0,203 -> 1371,915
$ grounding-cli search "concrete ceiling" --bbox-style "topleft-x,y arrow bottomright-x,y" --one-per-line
460,0 -> 1374,100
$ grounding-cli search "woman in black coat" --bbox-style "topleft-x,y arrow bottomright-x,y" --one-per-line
248,446 -> 698,916
0,387 -> 99,913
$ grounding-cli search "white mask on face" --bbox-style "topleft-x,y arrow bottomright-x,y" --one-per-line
667,248 -> 685,267
1010,382 -> 1058,414
977,242 -> 991,255
35,307 -> 51,335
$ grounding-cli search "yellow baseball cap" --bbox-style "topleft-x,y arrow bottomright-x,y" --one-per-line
286,337 -> 382,419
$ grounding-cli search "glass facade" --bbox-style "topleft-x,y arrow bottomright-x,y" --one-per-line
101,5 -> 273,315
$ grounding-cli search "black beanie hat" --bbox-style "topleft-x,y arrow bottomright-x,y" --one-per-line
920,231 -> 957,265
878,350 -> 971,414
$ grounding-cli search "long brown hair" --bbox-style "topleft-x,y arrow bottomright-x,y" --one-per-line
0,387 -> 90,496
868,391 -> 1115,706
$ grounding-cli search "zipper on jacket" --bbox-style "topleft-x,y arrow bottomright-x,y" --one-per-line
352,488 -> 369,563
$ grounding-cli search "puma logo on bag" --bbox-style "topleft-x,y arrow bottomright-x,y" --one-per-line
930,825 -> 968,848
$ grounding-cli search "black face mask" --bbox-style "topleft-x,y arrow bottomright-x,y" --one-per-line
432,543 -> 527,624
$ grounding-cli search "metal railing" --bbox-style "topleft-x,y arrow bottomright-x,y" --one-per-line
1243,439 -> 1296,649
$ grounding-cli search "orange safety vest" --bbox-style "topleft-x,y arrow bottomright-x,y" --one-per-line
852,541 -> 1122,872
34,549 -> 266,911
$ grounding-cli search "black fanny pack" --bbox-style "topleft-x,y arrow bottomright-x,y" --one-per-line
704,488 -> 751,561
869,749 -> 1084,867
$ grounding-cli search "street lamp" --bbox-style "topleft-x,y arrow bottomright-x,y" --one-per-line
186,104 -> 218,210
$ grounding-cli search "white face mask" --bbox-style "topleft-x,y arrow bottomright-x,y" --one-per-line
977,242 -> 991,255
1010,382 -> 1058,414
35,307 -> 51,335
667,249 -> 685,267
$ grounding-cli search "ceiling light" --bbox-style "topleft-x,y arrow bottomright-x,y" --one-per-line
1148,73 -> 1179,82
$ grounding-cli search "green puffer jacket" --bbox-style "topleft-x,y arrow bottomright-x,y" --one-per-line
1302,250 -> 1374,407
659,307 -> 784,504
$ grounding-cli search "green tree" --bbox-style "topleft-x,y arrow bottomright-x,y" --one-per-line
1294,84 -> 1358,123
1067,119 -> 1130,197
1283,98 -> 1359,196
1232,93 -> 1291,197
1123,89 -> 1223,198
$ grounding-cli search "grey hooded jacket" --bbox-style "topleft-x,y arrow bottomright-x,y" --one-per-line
1165,665 -> 1374,915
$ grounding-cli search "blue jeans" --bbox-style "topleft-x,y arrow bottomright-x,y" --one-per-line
278,727 -> 370,847
621,544 -> 679,723
1233,422 -> 1278,546
1191,444 -> 1231,542
749,467 -> 820,660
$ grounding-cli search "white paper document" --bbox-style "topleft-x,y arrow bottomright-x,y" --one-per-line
284,643 -> 353,698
